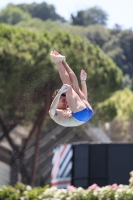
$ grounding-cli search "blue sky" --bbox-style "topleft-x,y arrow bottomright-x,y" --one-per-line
0,0 -> 133,29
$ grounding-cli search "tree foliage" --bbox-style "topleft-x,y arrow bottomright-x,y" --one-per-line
71,6 -> 108,26
15,2 -> 65,22
102,30 -> 133,78
84,25 -> 111,48
0,4 -> 31,25
122,74 -> 132,89
97,88 -> 133,122
16,19 -> 61,34
0,23 -> 56,121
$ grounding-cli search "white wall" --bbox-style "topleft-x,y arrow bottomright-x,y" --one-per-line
0,161 -> 11,186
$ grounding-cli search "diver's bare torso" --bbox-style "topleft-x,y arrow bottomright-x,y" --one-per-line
49,108 -> 84,127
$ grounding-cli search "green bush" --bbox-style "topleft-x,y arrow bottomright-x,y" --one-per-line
0,185 -> 20,200
1,183 -> 133,200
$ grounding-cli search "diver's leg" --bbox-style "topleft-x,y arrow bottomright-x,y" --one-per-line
55,61 -> 71,85
62,61 -> 87,100
65,86 -> 86,112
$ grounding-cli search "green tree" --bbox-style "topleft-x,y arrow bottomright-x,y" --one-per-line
97,88 -> 133,122
84,24 -> 111,48
16,19 -> 61,34
71,6 -> 108,26
103,30 -> 133,79
96,88 -> 133,141
0,4 -> 31,25
131,77 -> 133,90
122,74 -> 132,89
15,2 -> 65,22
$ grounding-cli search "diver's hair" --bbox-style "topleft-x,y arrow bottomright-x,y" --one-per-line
52,89 -> 66,100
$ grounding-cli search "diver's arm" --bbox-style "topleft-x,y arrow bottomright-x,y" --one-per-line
49,91 -> 62,117
80,70 -> 87,100
81,80 -> 87,100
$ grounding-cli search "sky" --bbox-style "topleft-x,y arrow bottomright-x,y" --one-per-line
0,0 -> 133,29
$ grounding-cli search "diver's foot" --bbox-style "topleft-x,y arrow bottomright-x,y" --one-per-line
50,50 -> 66,63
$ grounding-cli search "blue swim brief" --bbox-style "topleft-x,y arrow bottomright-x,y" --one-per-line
72,107 -> 93,122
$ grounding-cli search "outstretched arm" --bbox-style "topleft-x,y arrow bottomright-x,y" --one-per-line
80,70 -> 88,100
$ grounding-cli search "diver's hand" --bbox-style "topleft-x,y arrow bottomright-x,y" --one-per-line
60,84 -> 71,93
80,69 -> 87,81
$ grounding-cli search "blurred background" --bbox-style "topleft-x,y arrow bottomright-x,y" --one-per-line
0,0 -> 133,188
